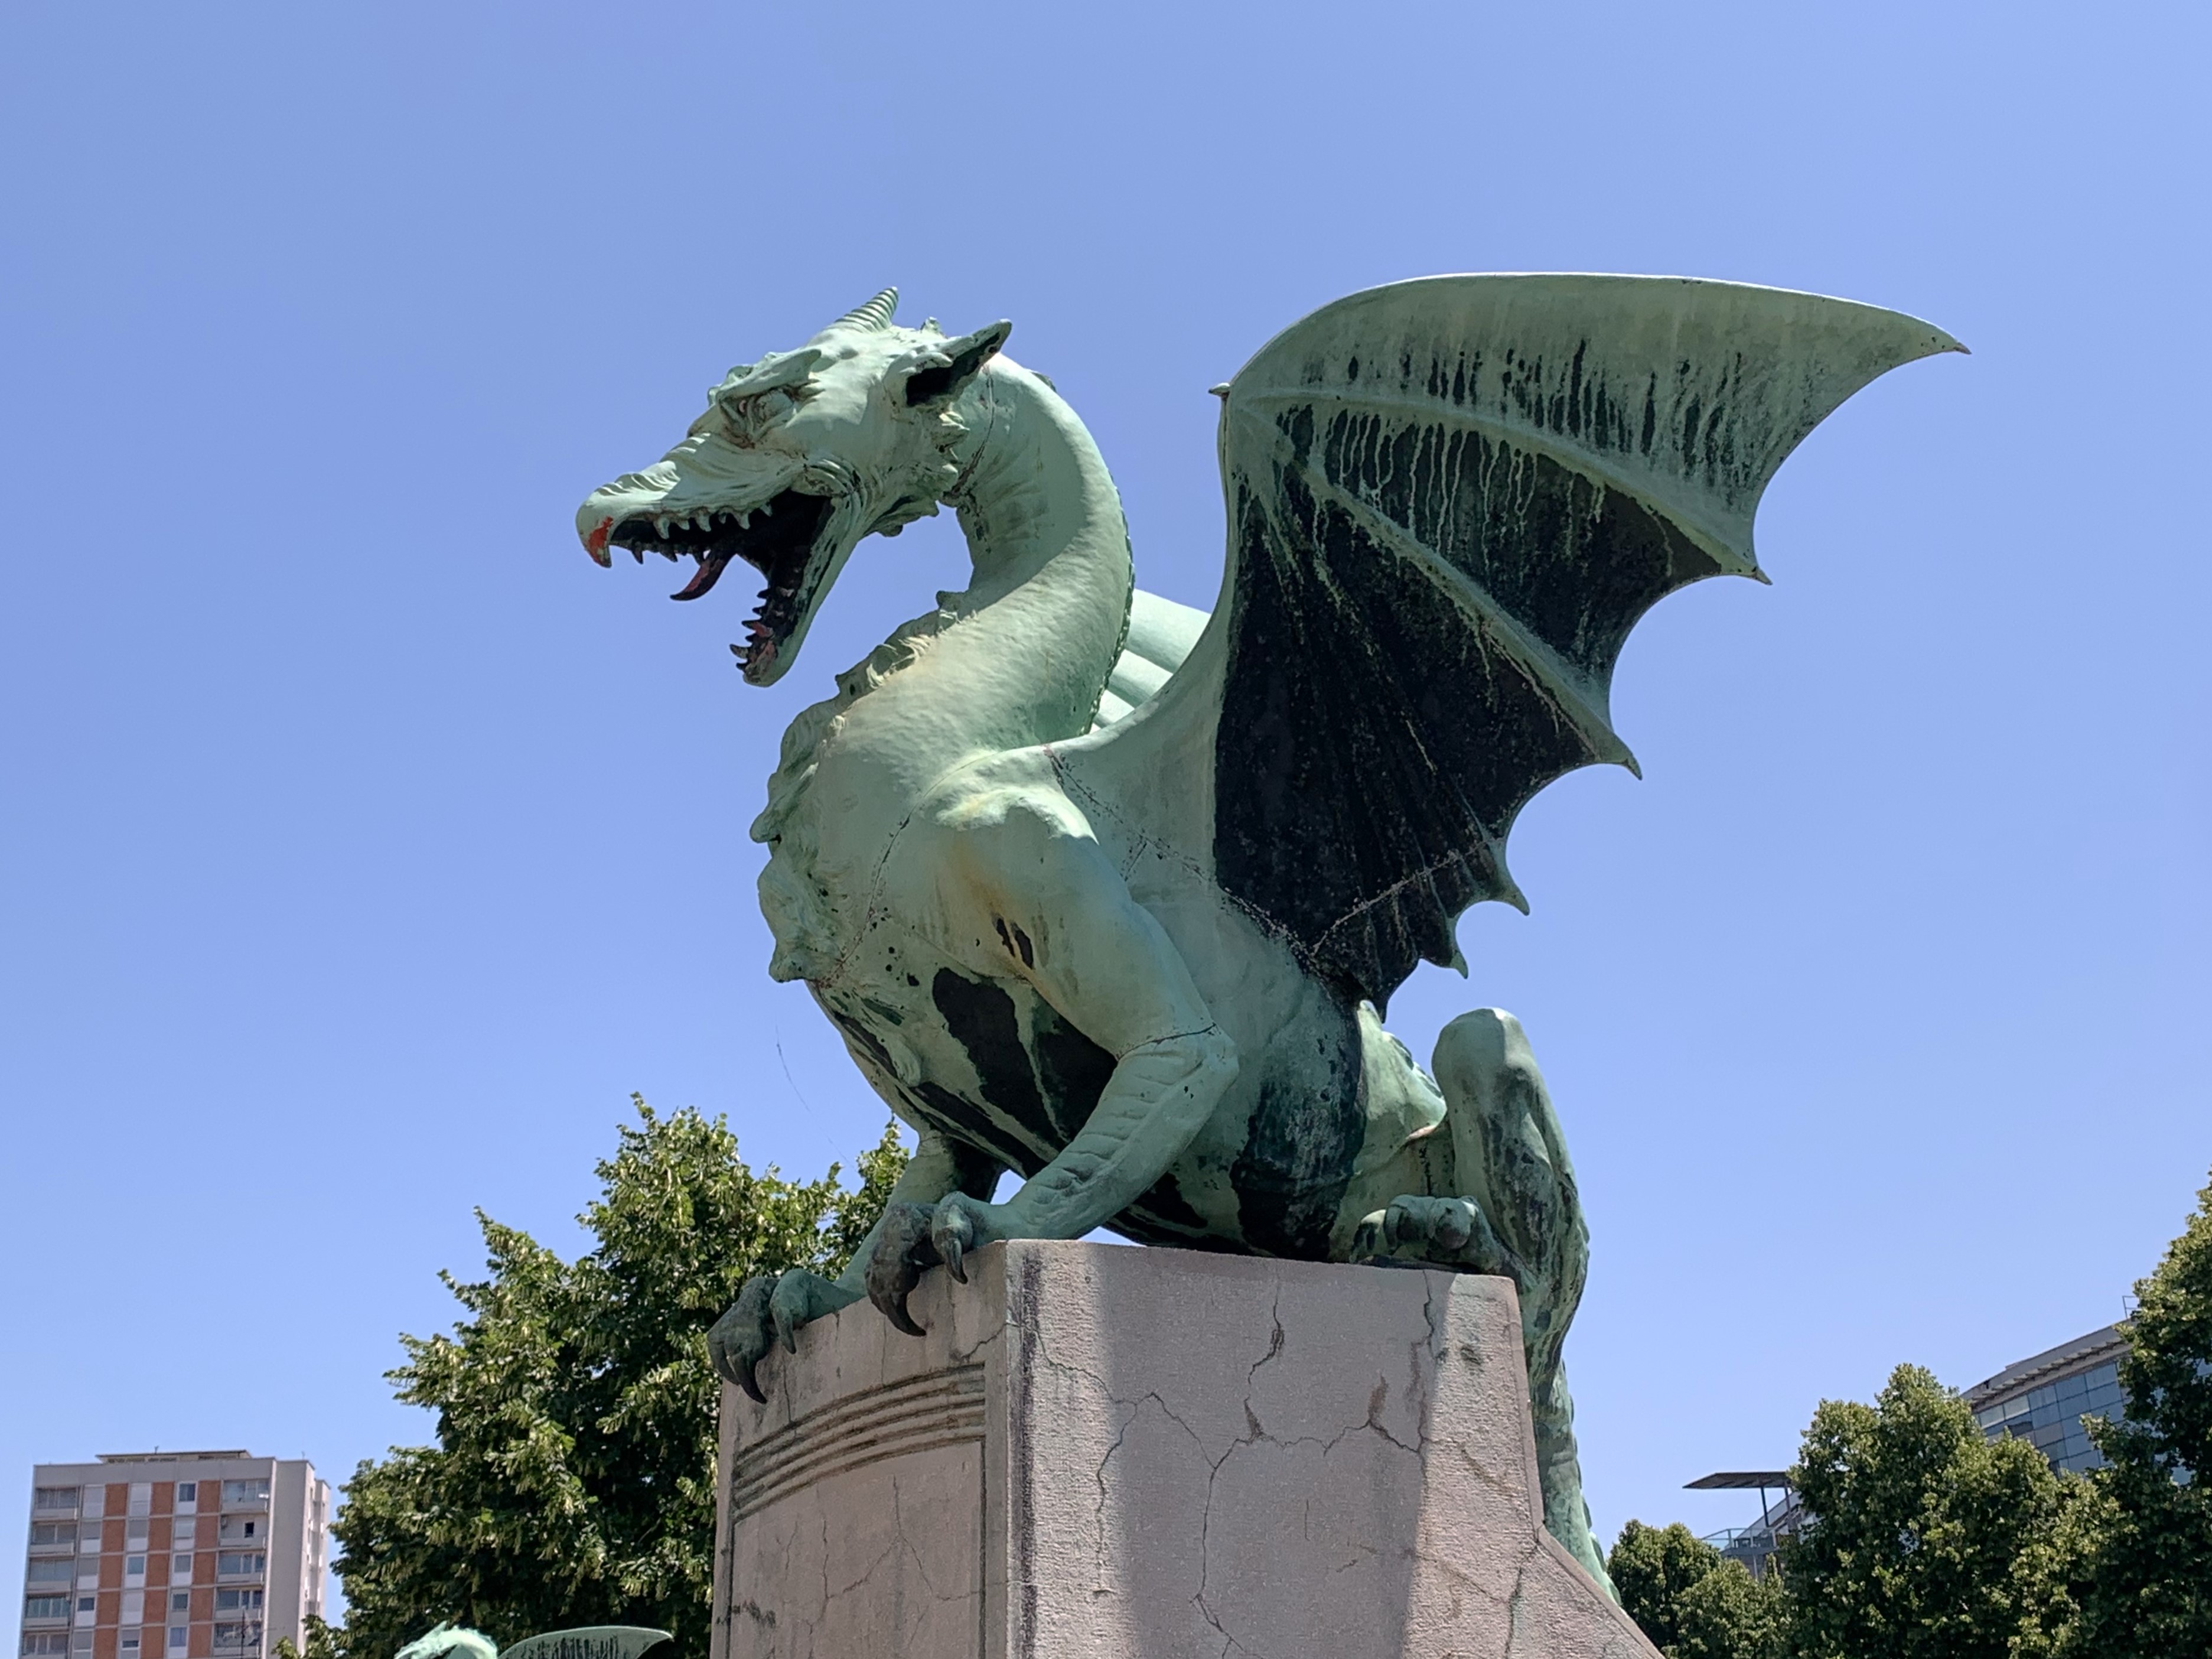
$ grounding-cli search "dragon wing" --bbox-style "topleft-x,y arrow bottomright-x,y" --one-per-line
1062,275 -> 1962,1012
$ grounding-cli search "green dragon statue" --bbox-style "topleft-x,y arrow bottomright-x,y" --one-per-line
576,276 -> 1960,1589
395,1623 -> 667,1659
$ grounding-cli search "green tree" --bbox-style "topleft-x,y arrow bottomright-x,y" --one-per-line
330,1100 -> 907,1659
1608,1520 -> 1786,1659
2064,1169 -> 2212,1658
271,1615 -> 338,1659
1782,1364 -> 2076,1659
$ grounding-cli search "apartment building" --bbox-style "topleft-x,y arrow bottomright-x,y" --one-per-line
18,1453 -> 328,1659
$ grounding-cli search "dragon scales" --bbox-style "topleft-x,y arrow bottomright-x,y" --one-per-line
575,278 -> 1962,1591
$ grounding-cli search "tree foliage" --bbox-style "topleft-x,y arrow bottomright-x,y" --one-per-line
1781,1365 -> 2076,1659
2064,1169 -> 2212,1657
1608,1520 -> 1786,1659
330,1100 -> 907,1659
271,1615 -> 338,1659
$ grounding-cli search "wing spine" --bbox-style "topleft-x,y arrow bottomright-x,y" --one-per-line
1238,383 -> 1759,580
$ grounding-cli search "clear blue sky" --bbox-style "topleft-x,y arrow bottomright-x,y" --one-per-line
4,0 -> 2206,1618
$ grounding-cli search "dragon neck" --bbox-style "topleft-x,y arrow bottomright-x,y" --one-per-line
930,360 -> 1134,736
757,361 -> 1133,835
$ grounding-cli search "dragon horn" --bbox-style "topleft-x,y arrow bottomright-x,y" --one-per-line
829,288 -> 899,331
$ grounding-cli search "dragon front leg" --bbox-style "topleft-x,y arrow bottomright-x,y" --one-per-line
708,1128 -> 996,1403
860,798 -> 1238,1329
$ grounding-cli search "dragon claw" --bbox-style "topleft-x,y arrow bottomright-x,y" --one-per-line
931,1201 -> 977,1284
866,1202 -> 942,1336
709,1276 -> 778,1404
711,1271 -> 864,1401
1357,1196 -> 1511,1277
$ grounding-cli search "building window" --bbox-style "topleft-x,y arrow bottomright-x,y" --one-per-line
71,1635 -> 91,1657
170,1595 -> 188,1616
74,1599 -> 95,1622
119,1640 -> 139,1657
171,1558 -> 192,1582
25,1596 -> 72,1622
30,1525 -> 77,1550
214,1520 -> 260,1546
126,1486 -> 152,1518
211,1624 -> 261,1654
120,1592 -> 145,1625
213,1592 -> 261,1614
24,1635 -> 72,1658
33,1490 -> 79,1515
125,1557 -> 148,1583
218,1482 -> 267,1511
174,1485 -> 197,1507
27,1561 -> 75,1586
215,1554 -> 264,1580
172,1520 -> 198,1549
168,1633 -> 187,1655
79,1491 -> 105,1520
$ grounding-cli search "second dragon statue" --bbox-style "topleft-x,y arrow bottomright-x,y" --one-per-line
574,276 -> 1962,1589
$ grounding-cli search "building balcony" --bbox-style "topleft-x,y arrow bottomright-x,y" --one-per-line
213,1554 -> 266,1584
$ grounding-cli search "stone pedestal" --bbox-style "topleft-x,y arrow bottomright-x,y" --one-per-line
712,1241 -> 1653,1658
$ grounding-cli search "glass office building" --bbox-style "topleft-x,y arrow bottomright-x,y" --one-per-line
1690,1323 -> 2137,1572
1962,1325 -> 2129,1475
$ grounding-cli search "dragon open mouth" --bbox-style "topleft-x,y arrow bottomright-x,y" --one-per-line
607,489 -> 838,679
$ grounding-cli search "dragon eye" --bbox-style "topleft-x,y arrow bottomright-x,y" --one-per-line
735,390 -> 794,424
700,388 -> 799,445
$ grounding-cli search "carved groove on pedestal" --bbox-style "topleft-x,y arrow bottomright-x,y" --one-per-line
728,1365 -> 986,1523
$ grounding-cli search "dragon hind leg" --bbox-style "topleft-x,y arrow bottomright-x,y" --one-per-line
1353,1009 -> 1614,1599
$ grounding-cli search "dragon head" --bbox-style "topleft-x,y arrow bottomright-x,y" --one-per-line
575,288 -> 1009,685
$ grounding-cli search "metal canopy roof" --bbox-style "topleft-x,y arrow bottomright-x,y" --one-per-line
1686,1471 -> 1793,1490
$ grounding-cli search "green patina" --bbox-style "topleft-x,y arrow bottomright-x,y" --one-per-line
575,277 -> 1962,1593
396,1626 -> 668,1659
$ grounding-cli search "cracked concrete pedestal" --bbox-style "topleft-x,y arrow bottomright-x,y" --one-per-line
712,1241 -> 1653,1659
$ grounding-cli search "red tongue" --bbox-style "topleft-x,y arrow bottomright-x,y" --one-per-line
670,548 -> 734,601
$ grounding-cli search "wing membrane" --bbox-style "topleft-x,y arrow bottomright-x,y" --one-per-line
1087,275 -> 1960,1010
